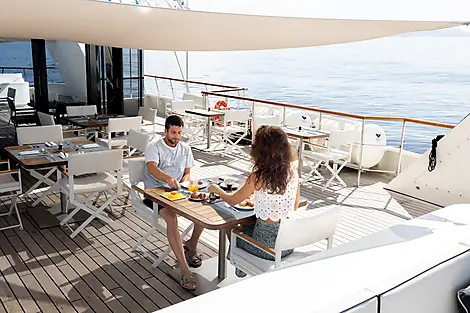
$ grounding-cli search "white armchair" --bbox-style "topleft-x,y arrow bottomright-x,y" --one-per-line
211,109 -> 250,156
0,160 -> 23,231
16,125 -> 64,206
129,158 -> 194,267
96,116 -> 142,149
303,129 -> 357,190
59,150 -> 123,238
230,207 -> 341,276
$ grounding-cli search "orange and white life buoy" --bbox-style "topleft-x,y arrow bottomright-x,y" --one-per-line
214,100 -> 227,110
214,100 -> 230,126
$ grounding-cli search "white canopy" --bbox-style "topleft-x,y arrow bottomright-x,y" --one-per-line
1,0 -> 467,51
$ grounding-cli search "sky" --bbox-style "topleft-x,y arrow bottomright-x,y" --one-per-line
188,0 -> 470,22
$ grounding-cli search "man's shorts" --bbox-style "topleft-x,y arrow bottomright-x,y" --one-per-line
143,198 -> 163,212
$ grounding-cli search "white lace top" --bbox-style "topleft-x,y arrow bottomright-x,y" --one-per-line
254,162 -> 299,222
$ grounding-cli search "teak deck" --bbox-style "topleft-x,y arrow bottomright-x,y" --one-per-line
0,111 -> 442,312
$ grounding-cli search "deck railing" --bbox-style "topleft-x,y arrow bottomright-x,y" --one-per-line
0,65 -> 57,84
144,74 -> 455,185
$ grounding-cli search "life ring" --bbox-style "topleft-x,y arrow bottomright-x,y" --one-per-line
214,100 -> 227,110
214,100 -> 230,126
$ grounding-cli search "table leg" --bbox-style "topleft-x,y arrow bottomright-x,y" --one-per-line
206,117 -> 212,150
297,139 -> 304,178
218,229 -> 227,280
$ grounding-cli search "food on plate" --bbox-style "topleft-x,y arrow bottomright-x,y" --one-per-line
197,181 -> 203,185
239,200 -> 254,207
198,193 -> 206,199
190,193 -> 199,199
170,191 -> 178,195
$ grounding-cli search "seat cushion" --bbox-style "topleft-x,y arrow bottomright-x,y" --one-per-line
0,174 -> 21,192
231,245 -> 321,274
59,173 -> 117,194
96,136 -> 128,148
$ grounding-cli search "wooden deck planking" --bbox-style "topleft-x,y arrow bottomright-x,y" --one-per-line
0,109 -> 446,312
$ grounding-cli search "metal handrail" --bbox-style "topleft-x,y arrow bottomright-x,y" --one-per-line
145,74 -> 456,185
144,74 -> 245,90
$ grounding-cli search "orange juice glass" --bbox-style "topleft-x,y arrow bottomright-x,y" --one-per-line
188,184 -> 199,193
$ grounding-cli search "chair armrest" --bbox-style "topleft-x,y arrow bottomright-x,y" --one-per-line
232,228 -> 276,257
123,154 -> 144,160
62,126 -> 86,133
15,107 -> 36,112
58,166 -> 69,177
0,169 -> 18,176
132,185 -> 145,195
0,160 -> 9,164
304,142 -> 328,149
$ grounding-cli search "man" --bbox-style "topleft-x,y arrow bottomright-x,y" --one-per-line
144,115 -> 203,291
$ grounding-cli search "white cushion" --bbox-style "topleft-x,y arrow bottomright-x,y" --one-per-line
231,245 -> 320,274
59,173 -> 117,194
0,174 -> 21,192
96,136 -> 128,148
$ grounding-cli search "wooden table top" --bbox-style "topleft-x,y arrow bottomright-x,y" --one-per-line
184,108 -> 226,117
283,127 -> 330,140
63,114 -> 123,128
144,187 -> 255,230
4,138 -> 93,169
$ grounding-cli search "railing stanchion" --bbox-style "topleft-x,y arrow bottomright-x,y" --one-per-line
397,120 -> 407,175
357,119 -> 366,187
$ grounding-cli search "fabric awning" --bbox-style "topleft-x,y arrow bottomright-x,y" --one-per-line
1,0 -> 467,51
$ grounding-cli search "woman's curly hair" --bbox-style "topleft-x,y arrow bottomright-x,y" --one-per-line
249,125 -> 293,194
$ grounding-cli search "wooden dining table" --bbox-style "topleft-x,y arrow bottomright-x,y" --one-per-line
144,186 -> 255,281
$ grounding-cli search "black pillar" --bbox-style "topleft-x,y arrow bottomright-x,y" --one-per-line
31,39 -> 49,113
106,47 -> 123,114
85,44 -> 101,112
138,49 -> 143,108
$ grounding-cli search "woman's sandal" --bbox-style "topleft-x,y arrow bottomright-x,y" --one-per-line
180,273 -> 196,291
183,246 -> 203,268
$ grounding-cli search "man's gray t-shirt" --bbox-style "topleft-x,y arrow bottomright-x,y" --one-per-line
144,138 -> 195,189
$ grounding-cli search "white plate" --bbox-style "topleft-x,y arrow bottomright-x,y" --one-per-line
180,180 -> 208,189
188,192 -> 208,202
234,201 -> 255,211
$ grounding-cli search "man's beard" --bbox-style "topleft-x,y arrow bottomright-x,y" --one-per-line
167,138 -> 178,145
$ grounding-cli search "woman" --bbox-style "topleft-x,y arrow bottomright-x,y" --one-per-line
209,125 -> 300,276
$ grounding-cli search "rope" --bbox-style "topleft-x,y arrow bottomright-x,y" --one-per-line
428,134 -> 445,172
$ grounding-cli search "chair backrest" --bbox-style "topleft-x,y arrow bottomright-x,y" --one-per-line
108,116 -> 142,133
128,129 -> 151,154
66,105 -> 97,116
328,129 -> 358,150
17,125 -> 63,145
223,109 -> 250,123
275,207 -> 341,252
252,115 -> 281,134
138,107 -> 157,123
171,100 -> 194,114
128,157 -> 146,185
38,112 -> 56,126
183,93 -> 204,107
68,149 -> 123,176
7,87 -> 16,99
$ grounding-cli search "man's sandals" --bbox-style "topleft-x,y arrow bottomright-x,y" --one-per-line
180,272 -> 197,291
180,246 -> 202,291
183,246 -> 203,268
